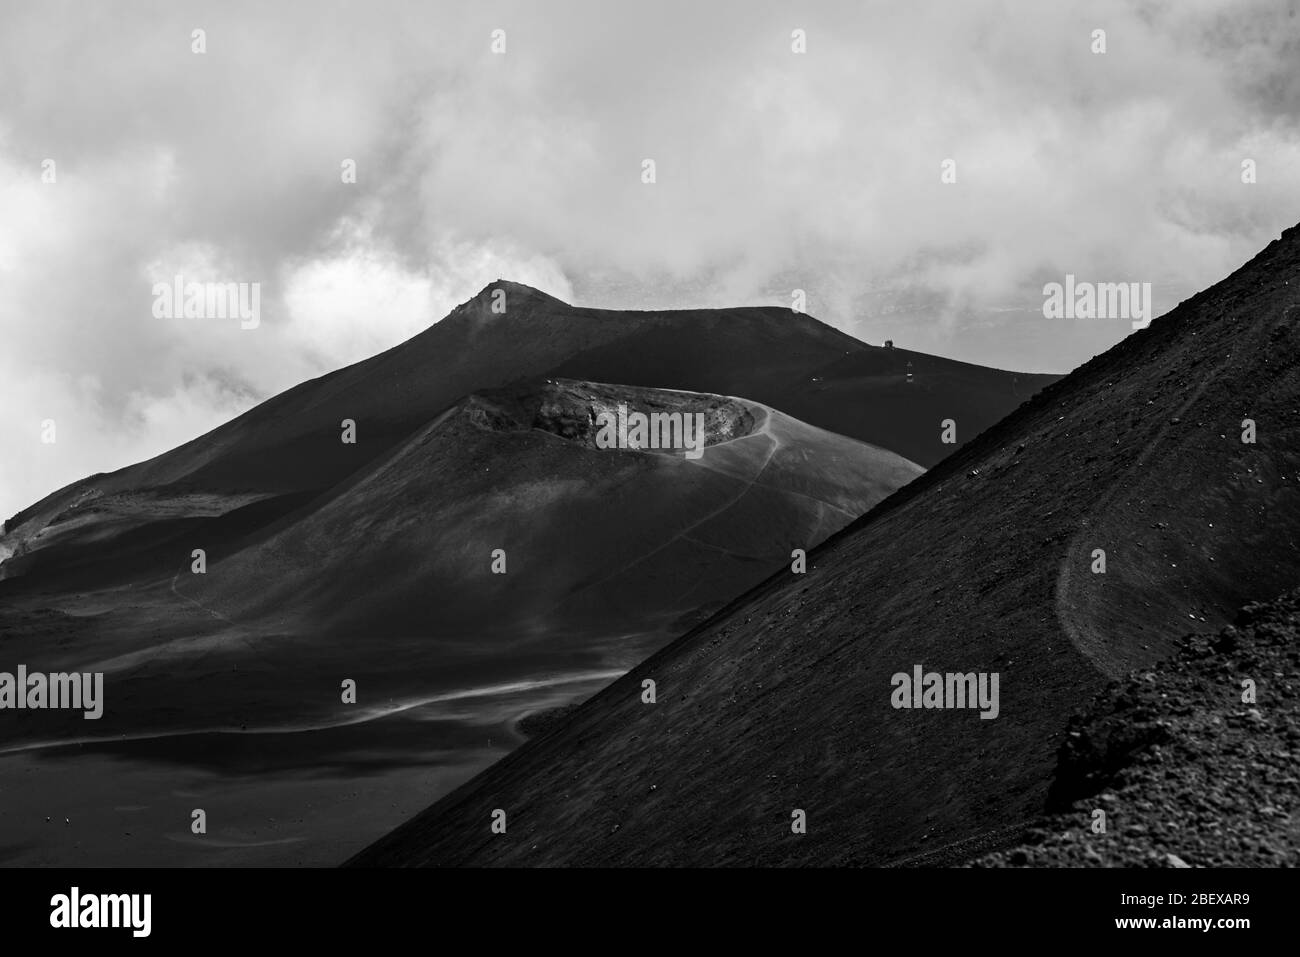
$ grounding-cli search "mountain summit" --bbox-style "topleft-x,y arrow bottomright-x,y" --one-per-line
451,280 -> 571,316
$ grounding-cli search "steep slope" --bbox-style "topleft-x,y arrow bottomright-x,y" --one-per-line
350,225 -> 1300,867
0,380 -> 920,749
0,284 -> 1053,588
971,588 -> 1300,868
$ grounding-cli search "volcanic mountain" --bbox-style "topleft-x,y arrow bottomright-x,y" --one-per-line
0,283 -> 1053,591
0,378 -> 921,750
351,225 -> 1300,867
0,281 -> 1055,865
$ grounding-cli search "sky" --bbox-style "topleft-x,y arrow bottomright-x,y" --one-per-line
2,0 -> 1299,521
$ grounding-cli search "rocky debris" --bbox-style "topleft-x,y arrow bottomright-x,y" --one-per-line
971,588 -> 1300,867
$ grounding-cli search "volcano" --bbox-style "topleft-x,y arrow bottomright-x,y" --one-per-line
1,284 -> 1052,591
0,376 -> 922,745
0,282 -> 1062,865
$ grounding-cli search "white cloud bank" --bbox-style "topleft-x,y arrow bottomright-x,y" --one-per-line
2,0 -> 1299,518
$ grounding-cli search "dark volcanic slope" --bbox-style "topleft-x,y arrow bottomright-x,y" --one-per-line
350,225 -> 1300,867
0,283 -> 1052,588
972,588 -> 1300,868
0,380 -> 920,748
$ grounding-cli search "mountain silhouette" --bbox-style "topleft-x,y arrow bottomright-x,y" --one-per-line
1,284 -> 1052,590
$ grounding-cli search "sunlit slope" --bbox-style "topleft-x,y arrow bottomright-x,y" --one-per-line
180,377 -> 924,674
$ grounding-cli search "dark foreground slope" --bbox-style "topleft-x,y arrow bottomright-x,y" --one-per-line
0,284 -> 1052,589
351,225 -> 1300,867
972,588 -> 1300,868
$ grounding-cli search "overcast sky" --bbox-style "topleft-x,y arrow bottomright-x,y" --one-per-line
2,0 -> 1298,520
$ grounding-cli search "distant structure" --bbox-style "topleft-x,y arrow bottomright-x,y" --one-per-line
884,339 -> 894,348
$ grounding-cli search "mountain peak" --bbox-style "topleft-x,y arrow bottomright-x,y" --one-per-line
469,279 -> 570,308
438,280 -> 571,329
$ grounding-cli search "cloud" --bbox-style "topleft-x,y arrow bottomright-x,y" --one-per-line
2,0 -> 1300,517
280,221 -> 574,369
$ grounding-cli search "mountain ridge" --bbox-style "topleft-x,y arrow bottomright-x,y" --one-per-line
2,288 -> 1054,587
